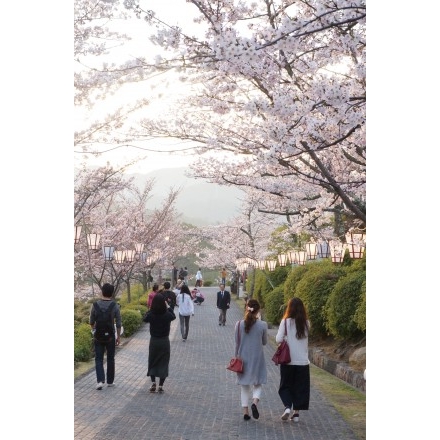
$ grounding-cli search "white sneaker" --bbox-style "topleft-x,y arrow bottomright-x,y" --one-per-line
96,382 -> 104,390
107,383 -> 115,387
291,412 -> 299,423
281,408 -> 291,420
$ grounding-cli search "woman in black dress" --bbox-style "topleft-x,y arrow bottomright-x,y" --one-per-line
143,294 -> 176,393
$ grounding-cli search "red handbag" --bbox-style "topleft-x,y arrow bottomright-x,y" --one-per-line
226,321 -> 244,373
272,320 -> 291,365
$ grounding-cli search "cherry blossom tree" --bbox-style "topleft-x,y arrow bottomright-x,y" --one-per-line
75,0 -> 366,243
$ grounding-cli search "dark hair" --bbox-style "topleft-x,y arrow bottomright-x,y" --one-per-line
152,284 -> 159,292
283,297 -> 309,339
180,284 -> 191,301
101,283 -> 114,298
243,299 -> 261,333
150,293 -> 167,314
163,281 -> 171,289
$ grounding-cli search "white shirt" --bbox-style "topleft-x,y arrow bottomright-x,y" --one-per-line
195,270 -> 202,280
176,292 -> 195,316
275,318 -> 310,365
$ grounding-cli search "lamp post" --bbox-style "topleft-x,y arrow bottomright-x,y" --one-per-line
345,230 -> 366,259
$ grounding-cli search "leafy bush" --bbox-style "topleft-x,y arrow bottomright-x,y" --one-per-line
295,260 -> 346,338
203,280 -> 213,287
121,309 -> 143,337
283,264 -> 312,304
123,302 -> 148,316
74,323 -> 93,362
353,279 -> 366,332
325,270 -> 366,339
263,285 -> 285,325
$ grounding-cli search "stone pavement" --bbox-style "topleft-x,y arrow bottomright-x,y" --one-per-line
74,287 -> 359,439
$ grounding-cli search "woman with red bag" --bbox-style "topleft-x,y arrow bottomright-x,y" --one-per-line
233,299 -> 267,421
275,297 -> 311,423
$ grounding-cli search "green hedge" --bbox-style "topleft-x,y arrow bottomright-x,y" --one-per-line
263,285 -> 285,325
325,270 -> 366,339
74,322 -> 93,362
121,309 -> 143,337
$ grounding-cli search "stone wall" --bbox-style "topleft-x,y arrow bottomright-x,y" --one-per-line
309,347 -> 366,393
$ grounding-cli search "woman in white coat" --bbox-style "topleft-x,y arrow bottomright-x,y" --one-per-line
176,284 -> 195,341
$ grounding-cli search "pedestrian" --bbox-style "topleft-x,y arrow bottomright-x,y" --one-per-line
161,281 -> 177,311
193,287 -> 205,305
234,299 -> 267,421
216,283 -> 231,326
182,266 -> 189,284
195,268 -> 203,287
172,265 -> 178,285
89,283 -> 122,390
176,284 -> 195,341
142,294 -> 176,393
276,297 -> 311,422
147,283 -> 160,309
221,267 -> 227,285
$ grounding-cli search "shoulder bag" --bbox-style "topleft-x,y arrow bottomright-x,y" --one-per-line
272,319 -> 291,365
226,321 -> 244,373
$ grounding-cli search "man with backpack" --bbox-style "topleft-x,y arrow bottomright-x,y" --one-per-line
161,281 -> 177,311
89,283 -> 122,390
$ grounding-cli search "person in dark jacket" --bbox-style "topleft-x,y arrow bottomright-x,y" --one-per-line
142,294 -> 176,393
216,283 -> 231,326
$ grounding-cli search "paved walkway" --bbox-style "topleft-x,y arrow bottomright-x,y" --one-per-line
74,287 -> 358,439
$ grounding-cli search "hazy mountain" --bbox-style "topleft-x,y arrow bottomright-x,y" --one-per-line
128,167 -> 245,226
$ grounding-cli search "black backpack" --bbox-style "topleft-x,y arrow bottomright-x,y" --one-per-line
93,301 -> 116,342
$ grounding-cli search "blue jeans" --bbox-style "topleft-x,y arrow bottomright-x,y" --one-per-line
179,314 -> 191,339
94,336 -> 116,384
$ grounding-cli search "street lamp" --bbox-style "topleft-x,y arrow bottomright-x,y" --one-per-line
305,243 -> 318,260
345,231 -> 366,259
329,241 -> 346,264
103,245 -> 115,261
317,241 -> 330,259
74,226 -> 82,245
87,233 -> 101,250
266,259 -> 277,271
278,253 -> 288,266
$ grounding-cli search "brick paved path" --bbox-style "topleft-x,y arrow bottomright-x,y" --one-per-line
74,287 -> 358,439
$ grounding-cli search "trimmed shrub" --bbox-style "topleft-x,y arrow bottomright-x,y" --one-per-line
263,285 -> 285,325
353,279 -> 366,332
123,302 -> 148,316
283,264 -> 312,304
74,323 -> 93,362
325,270 -> 366,339
295,260 -> 346,338
121,309 -> 143,337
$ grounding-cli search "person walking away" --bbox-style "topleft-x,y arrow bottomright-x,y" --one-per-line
216,283 -> 230,326
195,268 -> 203,287
161,281 -> 177,311
142,294 -> 176,393
221,267 -> 227,285
276,297 -> 311,422
147,283 -> 160,309
89,283 -> 122,390
233,299 -> 267,420
172,265 -> 178,285
176,284 -> 195,341
182,266 -> 189,285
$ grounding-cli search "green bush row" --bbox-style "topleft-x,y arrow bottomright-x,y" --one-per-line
246,253 -> 366,341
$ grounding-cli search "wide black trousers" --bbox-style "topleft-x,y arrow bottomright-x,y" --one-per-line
278,364 -> 310,410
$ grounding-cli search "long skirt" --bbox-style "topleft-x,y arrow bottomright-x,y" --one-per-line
147,336 -> 171,378
278,364 -> 310,410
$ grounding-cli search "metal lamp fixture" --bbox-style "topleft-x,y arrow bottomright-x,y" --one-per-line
287,250 -> 297,265
266,259 -> 277,271
345,231 -> 366,259
74,226 -> 82,245
102,245 -> 115,261
257,260 -> 266,270
296,251 -> 307,266
317,241 -> 330,259
330,242 -> 345,263
305,243 -> 318,260
114,250 -> 126,264
87,233 -> 101,250
278,253 -> 288,266
135,243 -> 145,254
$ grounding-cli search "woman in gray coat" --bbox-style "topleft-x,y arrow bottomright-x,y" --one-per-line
234,299 -> 268,420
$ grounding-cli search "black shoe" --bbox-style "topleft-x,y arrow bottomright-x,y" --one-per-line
243,414 -> 251,421
149,383 -> 156,393
219,323 -> 222,326
251,403 -> 259,419
158,386 -> 164,393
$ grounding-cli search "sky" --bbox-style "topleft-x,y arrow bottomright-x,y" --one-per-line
74,0 -> 209,174
1,2 -> 439,437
